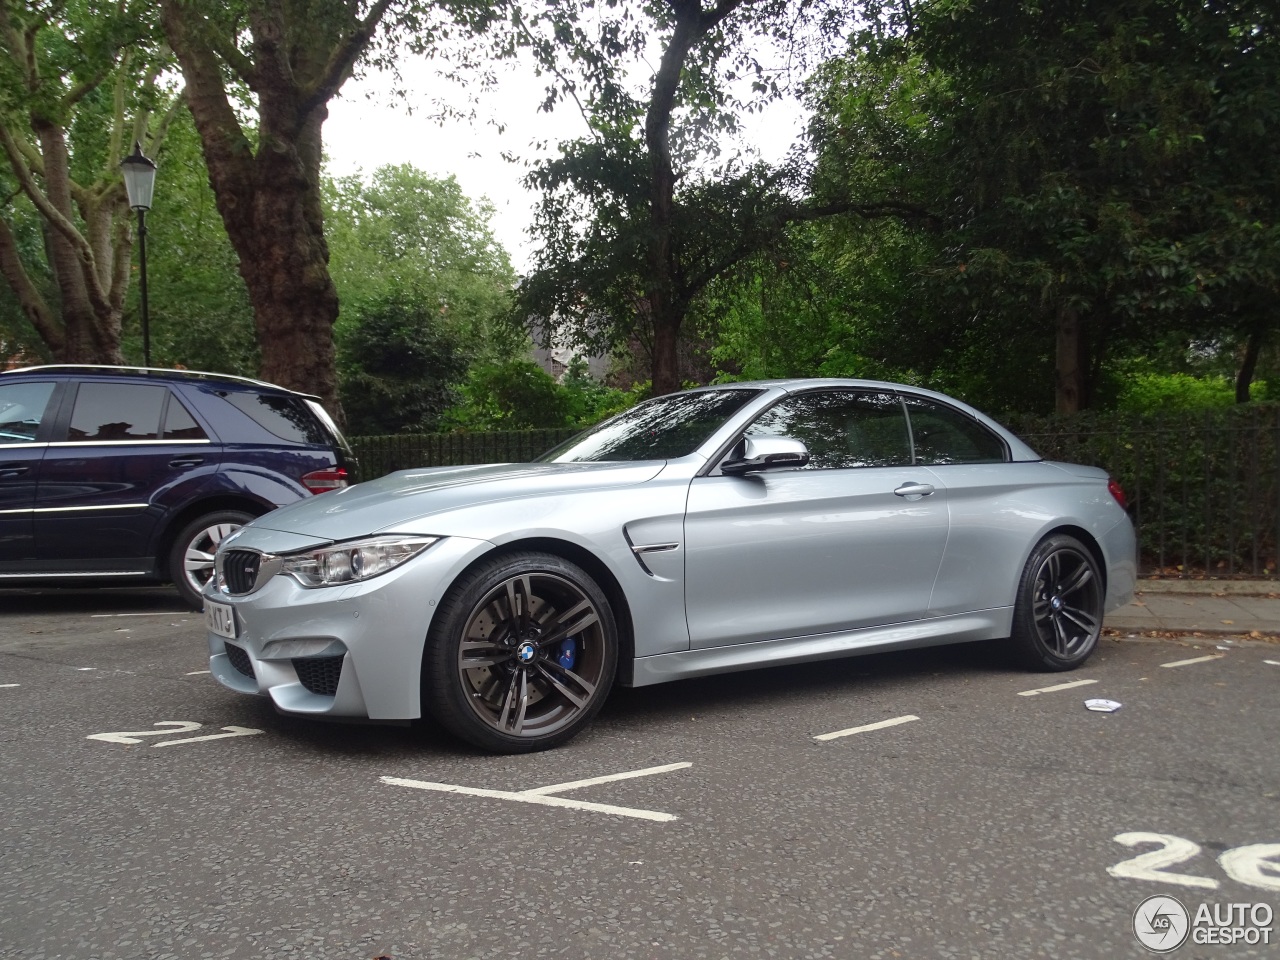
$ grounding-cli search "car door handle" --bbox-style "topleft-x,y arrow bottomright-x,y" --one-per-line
169,457 -> 204,469
0,463 -> 28,478
893,482 -> 935,499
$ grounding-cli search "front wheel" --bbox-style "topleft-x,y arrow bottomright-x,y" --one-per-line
1008,534 -> 1104,671
423,552 -> 618,753
168,510 -> 253,610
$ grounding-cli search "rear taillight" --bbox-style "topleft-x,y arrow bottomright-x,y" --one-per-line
1107,477 -> 1129,510
301,467 -> 348,494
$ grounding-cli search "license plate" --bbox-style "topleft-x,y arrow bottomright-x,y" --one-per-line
205,599 -> 237,640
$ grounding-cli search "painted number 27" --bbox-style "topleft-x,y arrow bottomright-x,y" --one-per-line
1109,832 -> 1280,892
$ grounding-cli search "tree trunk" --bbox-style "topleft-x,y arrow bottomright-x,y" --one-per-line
1055,303 -> 1082,415
1236,327 -> 1264,403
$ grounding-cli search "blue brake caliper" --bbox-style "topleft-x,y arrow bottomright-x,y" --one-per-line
558,636 -> 578,670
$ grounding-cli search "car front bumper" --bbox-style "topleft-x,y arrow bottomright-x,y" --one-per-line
205,535 -> 492,720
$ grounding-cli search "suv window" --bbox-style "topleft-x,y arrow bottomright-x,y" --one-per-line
902,396 -> 1007,464
162,396 -> 208,441
67,383 -> 166,441
0,381 -> 55,444
214,391 -> 328,445
745,390 -> 912,469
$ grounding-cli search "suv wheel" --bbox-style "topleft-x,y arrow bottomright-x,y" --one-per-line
169,510 -> 254,610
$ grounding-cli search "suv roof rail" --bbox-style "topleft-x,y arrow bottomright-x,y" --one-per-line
3,363 -> 309,395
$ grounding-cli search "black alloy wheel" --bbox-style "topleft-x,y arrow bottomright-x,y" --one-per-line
423,552 -> 618,753
1009,533 -> 1104,671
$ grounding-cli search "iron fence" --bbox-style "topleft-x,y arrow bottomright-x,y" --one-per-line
1011,404 -> 1280,577
349,404 -> 1280,578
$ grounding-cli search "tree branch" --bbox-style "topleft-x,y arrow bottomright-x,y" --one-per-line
0,213 -> 63,352
300,0 -> 395,115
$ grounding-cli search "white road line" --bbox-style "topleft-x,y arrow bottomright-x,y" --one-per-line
1,683 -> 19,688
1265,660 -> 1280,667
1160,655 -> 1225,669
151,726 -> 262,747
381,776 -> 679,822
185,670 -> 211,675
90,612 -> 180,618
522,761 -> 692,796
814,714 -> 920,742
1017,678 -> 1097,697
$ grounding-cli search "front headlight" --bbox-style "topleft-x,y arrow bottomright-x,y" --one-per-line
280,535 -> 440,587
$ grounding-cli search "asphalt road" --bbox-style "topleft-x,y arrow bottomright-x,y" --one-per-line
1,587 -> 1277,960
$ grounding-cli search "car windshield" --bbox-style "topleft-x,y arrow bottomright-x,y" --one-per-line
539,389 -> 763,462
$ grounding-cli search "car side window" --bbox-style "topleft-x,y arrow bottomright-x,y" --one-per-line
67,383 -> 166,441
0,381 -> 56,444
162,395 -> 208,441
744,390 -> 912,469
212,390 -> 327,445
902,396 -> 1007,464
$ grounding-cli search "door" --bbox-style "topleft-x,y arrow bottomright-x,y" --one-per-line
35,381 -> 217,572
0,380 -> 57,569
684,389 -> 950,648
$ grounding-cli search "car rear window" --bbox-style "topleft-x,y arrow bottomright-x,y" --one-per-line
212,390 -> 328,445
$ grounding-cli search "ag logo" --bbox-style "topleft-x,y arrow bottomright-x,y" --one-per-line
1133,894 -> 1191,953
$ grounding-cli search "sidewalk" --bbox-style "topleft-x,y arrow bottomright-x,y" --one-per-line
1105,579 -> 1280,636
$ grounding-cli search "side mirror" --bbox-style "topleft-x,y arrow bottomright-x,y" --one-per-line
720,436 -> 811,475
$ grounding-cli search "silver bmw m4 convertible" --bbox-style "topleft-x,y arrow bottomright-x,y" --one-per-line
205,379 -> 1136,753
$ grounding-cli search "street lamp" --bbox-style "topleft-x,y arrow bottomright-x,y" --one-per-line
120,141 -> 157,367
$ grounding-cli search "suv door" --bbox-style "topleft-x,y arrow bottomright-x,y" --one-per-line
683,389 -> 950,648
0,380 -> 58,570
34,381 -> 220,573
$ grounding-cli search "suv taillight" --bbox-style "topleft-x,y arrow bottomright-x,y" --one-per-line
1107,477 -> 1129,510
302,467 -> 348,494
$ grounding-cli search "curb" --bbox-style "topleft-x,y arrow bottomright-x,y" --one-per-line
1135,579 -> 1278,597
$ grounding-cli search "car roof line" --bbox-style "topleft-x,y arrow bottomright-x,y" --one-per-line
3,364 -> 319,399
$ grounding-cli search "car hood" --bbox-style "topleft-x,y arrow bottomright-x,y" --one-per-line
248,460 -> 666,543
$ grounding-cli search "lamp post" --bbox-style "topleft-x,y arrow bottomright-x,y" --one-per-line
120,141 -> 157,367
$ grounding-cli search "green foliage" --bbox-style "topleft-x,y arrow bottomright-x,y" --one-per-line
1115,372 -> 1267,413
325,164 -> 521,363
131,111 -> 258,375
443,357 -> 637,430
337,293 -> 471,435
796,0 -> 1280,413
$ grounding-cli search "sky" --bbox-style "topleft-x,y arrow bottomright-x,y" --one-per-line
322,54 -> 809,273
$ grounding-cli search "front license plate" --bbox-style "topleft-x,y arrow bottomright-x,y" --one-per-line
205,599 -> 237,640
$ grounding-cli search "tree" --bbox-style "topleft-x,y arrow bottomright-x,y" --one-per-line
338,292 -> 471,434
0,0 -> 182,364
324,163 -> 519,363
808,0 -> 1280,414
158,0 -> 494,417
513,0 -> 930,395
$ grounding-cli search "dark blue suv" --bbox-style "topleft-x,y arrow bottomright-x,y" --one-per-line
0,365 -> 355,608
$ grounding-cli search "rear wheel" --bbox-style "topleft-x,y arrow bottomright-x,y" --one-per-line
423,552 -> 618,753
168,510 -> 253,610
1008,534 -> 1104,671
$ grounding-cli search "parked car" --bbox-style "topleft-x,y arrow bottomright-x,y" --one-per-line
204,379 -> 1136,753
0,364 -> 354,608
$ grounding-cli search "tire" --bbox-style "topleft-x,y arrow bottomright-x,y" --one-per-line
423,551 -> 618,753
168,510 -> 254,610
1008,533 -> 1104,671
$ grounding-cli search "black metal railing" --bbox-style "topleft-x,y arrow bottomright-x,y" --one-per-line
349,405 -> 1280,578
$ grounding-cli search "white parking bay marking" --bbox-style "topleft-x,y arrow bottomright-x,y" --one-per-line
1017,678 -> 1097,697
521,761 -> 691,796
814,714 -> 920,742
381,762 -> 691,823
185,670 -> 211,675
1,683 -> 19,688
1160,654 -> 1225,668
151,726 -> 262,747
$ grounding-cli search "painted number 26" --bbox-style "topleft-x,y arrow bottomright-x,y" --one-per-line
1109,832 -> 1280,892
